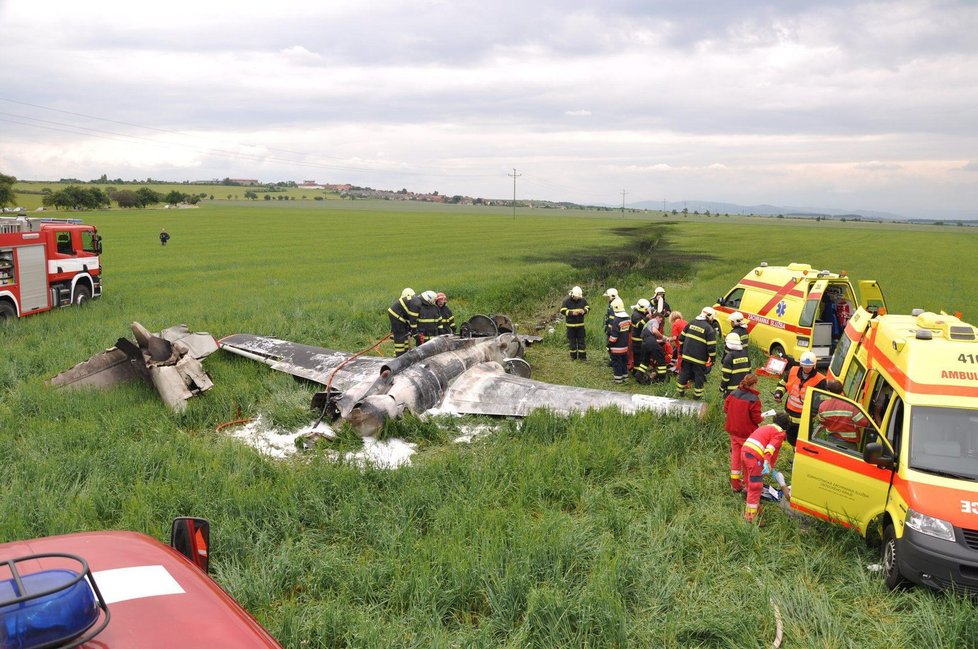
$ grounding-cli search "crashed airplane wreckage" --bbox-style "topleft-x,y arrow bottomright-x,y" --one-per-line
47,322 -> 219,412
219,322 -> 706,436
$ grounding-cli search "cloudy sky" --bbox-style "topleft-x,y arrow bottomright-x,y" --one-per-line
1,0 -> 977,217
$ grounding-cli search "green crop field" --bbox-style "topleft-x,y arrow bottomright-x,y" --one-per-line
2,202 -> 977,648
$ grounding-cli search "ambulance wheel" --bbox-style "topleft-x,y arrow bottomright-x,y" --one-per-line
770,343 -> 786,358
882,524 -> 906,590
73,285 -> 92,306
0,301 -> 15,321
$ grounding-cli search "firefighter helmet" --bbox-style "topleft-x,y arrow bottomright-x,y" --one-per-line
569,286 -> 583,299
421,290 -> 437,304
610,297 -> 625,313
800,351 -> 817,366
700,306 -> 716,320
633,298 -> 651,311
728,311 -> 744,324
436,292 -> 447,302
603,287 -> 618,299
725,332 -> 743,350
654,286 -> 665,295
401,288 -> 415,299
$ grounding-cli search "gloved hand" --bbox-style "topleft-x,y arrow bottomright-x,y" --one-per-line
762,460 -> 772,476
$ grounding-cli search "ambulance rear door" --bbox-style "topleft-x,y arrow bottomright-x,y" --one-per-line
790,388 -> 895,533
800,278 -> 833,359
858,280 -> 886,315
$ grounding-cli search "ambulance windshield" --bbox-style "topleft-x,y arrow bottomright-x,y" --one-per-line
909,406 -> 978,481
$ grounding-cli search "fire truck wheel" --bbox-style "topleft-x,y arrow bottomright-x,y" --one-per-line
881,523 -> 906,590
73,285 -> 92,306
0,301 -> 15,321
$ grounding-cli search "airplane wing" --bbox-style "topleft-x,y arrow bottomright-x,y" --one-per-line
440,362 -> 706,418
218,334 -> 386,391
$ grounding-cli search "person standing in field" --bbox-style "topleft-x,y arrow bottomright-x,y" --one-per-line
630,299 -> 651,381
416,290 -> 440,344
650,286 -> 671,319
435,292 -> 455,335
602,287 -> 619,366
719,331 -> 752,394
560,286 -> 590,361
388,287 -> 421,357
668,311 -> 687,373
727,311 -> 749,348
607,297 -> 631,383
742,412 -> 791,524
676,307 -> 717,400
723,374 -> 764,493
159,228 -> 170,246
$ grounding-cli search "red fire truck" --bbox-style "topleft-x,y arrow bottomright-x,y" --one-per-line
0,216 -> 102,321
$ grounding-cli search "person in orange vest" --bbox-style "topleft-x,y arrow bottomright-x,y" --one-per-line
723,374 -> 764,493
607,297 -> 631,383
816,380 -> 870,448
742,412 -> 791,523
773,351 -> 826,446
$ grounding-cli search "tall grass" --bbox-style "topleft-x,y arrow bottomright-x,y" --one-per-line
1,203 -> 976,647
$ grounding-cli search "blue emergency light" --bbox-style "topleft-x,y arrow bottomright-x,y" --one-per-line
0,553 -> 109,649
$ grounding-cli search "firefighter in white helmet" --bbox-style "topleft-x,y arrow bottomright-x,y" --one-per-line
650,286 -> 670,318
560,286 -> 590,360
676,307 -> 717,399
416,290 -> 441,345
774,350 -> 827,445
719,331 -> 751,394
728,311 -> 749,348
602,288 -> 620,365
607,297 -> 631,383
630,299 -> 652,382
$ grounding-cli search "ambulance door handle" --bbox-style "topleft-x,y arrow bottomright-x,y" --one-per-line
798,444 -> 820,456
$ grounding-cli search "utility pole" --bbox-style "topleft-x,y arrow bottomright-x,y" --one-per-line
621,189 -> 628,217
509,168 -> 521,220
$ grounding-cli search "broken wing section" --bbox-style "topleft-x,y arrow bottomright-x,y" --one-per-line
441,362 -> 707,419
218,334 -> 386,390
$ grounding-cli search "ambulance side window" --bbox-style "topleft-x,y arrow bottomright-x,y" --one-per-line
721,288 -> 744,309
842,358 -> 866,401
799,299 -> 819,328
885,397 -> 905,457
869,375 -> 894,427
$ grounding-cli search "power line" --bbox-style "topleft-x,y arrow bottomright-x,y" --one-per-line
621,188 -> 628,217
509,168 -> 522,220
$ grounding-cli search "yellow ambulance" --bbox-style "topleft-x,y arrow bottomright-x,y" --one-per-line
789,306 -> 978,591
714,262 -> 886,364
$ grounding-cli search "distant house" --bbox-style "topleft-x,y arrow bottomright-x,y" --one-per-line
228,178 -> 259,186
298,180 -> 323,189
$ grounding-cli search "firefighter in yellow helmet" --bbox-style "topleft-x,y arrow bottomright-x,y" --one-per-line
607,297 -> 631,383
388,287 -> 421,356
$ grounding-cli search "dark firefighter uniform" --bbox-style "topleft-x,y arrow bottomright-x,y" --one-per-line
641,325 -> 669,382
388,293 -> 421,356
417,299 -> 441,344
608,309 -> 631,383
731,323 -> 749,348
437,304 -> 455,335
720,347 -> 751,393
677,315 -> 716,399
630,307 -> 648,379
560,295 -> 590,360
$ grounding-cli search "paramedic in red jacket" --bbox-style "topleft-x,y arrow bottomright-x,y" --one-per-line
741,412 -> 791,523
723,374 -> 764,493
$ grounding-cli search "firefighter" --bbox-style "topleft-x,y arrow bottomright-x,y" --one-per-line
774,351 -> 827,446
723,374 -> 764,493
607,297 -> 631,383
742,412 -> 791,523
676,307 -> 717,400
641,315 -> 669,382
388,287 -> 421,357
560,286 -> 590,361
816,380 -> 869,448
650,286 -> 671,319
630,299 -> 651,381
728,311 -> 749,348
416,290 -> 440,344
159,228 -> 170,246
435,292 -> 455,335
719,331 -> 751,394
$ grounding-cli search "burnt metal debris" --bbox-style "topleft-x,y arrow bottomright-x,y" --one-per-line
47,323 -> 218,412
220,315 -> 706,436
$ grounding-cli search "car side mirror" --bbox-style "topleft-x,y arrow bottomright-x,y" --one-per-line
716,296 -> 725,306
170,517 -> 210,573
862,443 -> 894,470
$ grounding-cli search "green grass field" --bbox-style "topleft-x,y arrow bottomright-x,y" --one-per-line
2,202 -> 977,648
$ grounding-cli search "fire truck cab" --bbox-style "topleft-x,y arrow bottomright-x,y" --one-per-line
0,216 -> 102,321
789,307 -> 978,592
